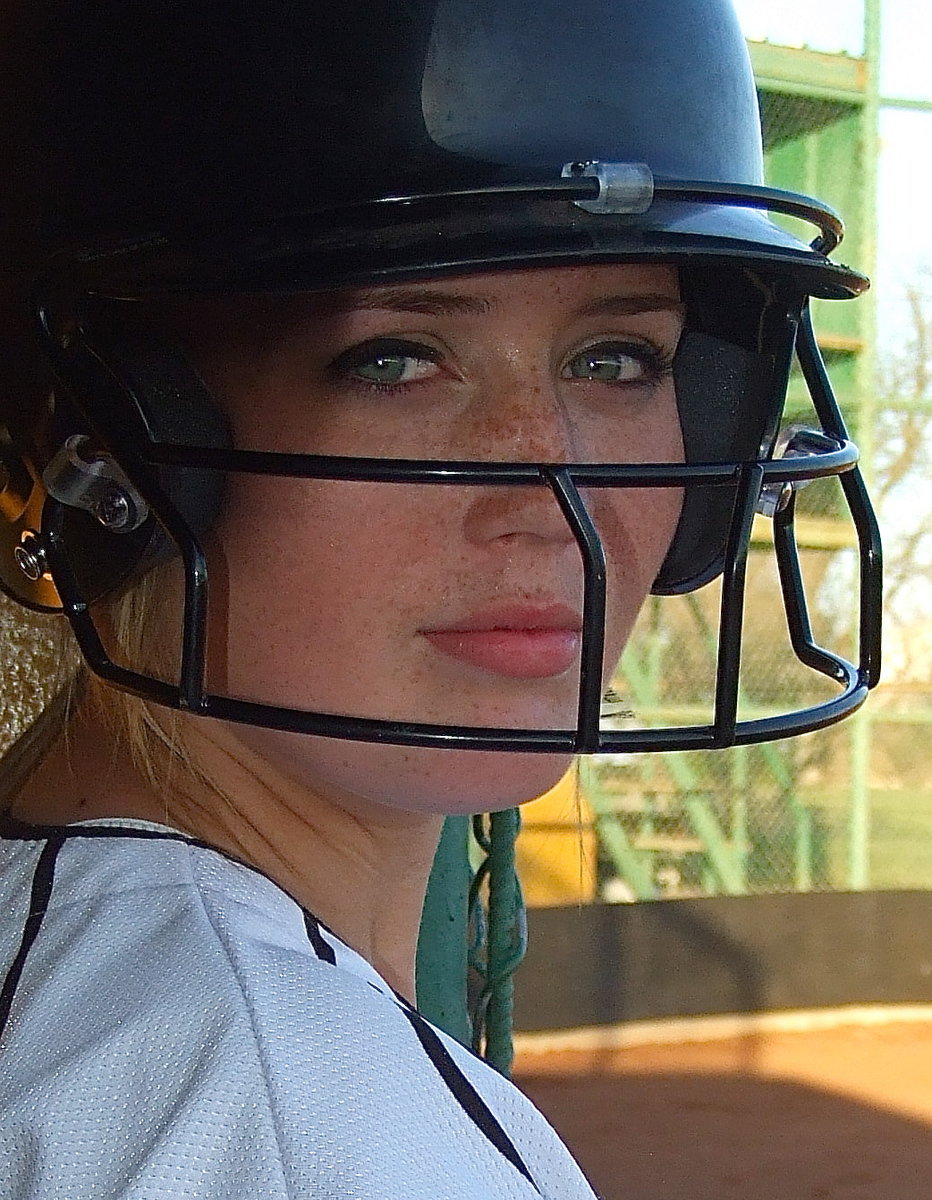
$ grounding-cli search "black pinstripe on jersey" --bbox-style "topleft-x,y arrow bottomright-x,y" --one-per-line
303,912 -> 338,965
0,833 -> 64,1039
396,1000 -> 539,1191
302,906 -> 539,1192
0,819 -> 539,1192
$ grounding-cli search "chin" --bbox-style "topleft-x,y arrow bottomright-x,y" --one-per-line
230,722 -> 575,816
399,748 -> 578,815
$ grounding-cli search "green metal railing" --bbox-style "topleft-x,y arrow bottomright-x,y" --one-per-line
418,810 -> 527,1077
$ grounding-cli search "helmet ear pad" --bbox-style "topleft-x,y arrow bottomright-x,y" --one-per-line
653,268 -> 799,595
48,336 -> 232,606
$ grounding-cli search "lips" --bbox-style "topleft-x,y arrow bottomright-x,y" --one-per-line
422,604 -> 582,679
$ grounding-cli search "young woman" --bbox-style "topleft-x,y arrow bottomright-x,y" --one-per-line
0,0 -> 879,1196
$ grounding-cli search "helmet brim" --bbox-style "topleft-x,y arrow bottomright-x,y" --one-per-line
76,193 -> 867,304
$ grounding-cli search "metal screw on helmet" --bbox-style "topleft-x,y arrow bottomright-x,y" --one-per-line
756,480 -> 794,520
42,434 -> 150,533
92,488 -> 135,531
14,532 -> 50,582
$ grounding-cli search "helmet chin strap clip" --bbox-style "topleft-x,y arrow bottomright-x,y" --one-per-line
43,433 -> 150,533
561,160 -> 654,214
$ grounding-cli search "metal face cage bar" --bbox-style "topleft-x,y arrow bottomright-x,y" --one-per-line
40,444 -> 874,755
794,307 -> 883,688
370,176 -> 848,255
30,272 -> 881,757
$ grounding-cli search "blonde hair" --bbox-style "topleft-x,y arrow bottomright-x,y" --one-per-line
0,564 -> 198,815
94,566 -> 271,854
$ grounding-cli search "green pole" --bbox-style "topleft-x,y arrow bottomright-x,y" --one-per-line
848,0 -> 881,891
416,815 -> 472,1044
482,808 -> 524,1076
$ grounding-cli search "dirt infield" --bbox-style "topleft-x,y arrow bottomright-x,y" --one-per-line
514,1019 -> 932,1200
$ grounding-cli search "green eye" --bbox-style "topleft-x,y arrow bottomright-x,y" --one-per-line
330,338 -> 441,389
353,354 -> 423,384
563,344 -> 651,383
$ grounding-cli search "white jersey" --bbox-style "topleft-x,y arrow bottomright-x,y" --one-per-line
0,817 -> 597,1200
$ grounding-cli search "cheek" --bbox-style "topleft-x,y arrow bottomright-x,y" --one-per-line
604,481 -> 683,573
593,483 -> 683,656
208,478 -> 436,695
586,387 -> 685,631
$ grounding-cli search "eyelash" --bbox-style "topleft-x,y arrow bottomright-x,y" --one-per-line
562,340 -> 676,387
327,336 -> 676,394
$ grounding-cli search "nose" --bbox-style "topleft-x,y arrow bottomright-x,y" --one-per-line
459,369 -> 588,549
460,367 -> 581,466
462,481 -> 580,549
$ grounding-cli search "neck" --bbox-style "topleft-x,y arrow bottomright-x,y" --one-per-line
9,703 -> 444,1001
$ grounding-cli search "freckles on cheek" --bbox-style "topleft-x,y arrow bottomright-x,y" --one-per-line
215,479 -> 454,680
592,485 -> 681,579
592,484 -> 683,664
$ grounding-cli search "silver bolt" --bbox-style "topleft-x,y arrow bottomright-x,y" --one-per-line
93,488 -> 132,531
14,532 -> 50,582
756,480 -> 795,520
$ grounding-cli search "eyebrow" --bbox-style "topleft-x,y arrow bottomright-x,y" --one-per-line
573,294 -> 686,320
336,288 -> 495,316
336,287 -> 685,319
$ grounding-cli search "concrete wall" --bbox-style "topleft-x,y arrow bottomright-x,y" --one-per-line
515,891 -> 932,1031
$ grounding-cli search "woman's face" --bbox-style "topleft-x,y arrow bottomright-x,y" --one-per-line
180,263 -> 685,814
